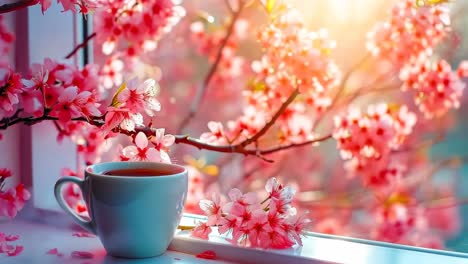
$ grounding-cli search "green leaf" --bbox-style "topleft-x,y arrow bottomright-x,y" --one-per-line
111,82 -> 127,107
265,0 -> 276,14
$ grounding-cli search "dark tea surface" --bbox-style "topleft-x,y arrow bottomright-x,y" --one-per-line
102,168 -> 170,177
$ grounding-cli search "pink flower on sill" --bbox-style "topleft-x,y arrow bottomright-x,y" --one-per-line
284,212 -> 311,246
227,188 -> 258,206
200,121 -> 228,145
265,177 -> 295,202
199,193 -> 223,226
121,132 -> 166,162
118,78 -> 161,116
258,230 -> 294,250
217,214 -> 239,235
245,209 -> 272,248
190,223 -> 212,240
265,203 -> 283,233
225,201 -> 254,228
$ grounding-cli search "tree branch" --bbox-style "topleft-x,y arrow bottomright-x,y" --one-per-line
240,88 -> 300,147
0,0 -> 37,14
177,3 -> 245,133
0,108 -> 332,161
65,32 -> 97,59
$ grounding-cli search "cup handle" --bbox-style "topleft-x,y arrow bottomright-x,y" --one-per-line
54,176 -> 96,234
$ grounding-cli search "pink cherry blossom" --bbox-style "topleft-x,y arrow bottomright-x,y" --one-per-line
190,222 -> 212,240
50,87 -> 81,121
227,188 -> 258,206
192,178 -> 309,249
265,177 -> 295,202
217,214 -> 239,235
118,78 -> 161,116
200,122 -> 228,145
102,107 -> 143,133
150,128 -> 174,163
284,212 -> 312,246
199,193 -> 223,226
245,209 -> 272,248
121,132 -> 163,162
258,229 -> 294,249
0,69 -> 22,119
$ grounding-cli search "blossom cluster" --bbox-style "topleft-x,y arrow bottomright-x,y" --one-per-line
0,169 -> 30,219
94,0 -> 185,58
119,130 -> 174,163
333,104 -> 417,187
200,8 -> 340,146
400,59 -> 467,119
191,178 -> 311,249
19,59 -> 101,123
102,78 -> 161,133
367,0 -> 450,66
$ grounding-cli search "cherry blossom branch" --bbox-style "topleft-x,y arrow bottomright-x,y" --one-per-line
0,108 -> 332,161
65,32 -> 97,59
0,0 -> 37,14
240,88 -> 300,147
176,2 -> 245,133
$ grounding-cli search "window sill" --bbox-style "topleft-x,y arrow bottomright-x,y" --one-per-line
2,213 -> 468,264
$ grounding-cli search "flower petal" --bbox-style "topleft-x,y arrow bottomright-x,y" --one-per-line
146,148 -> 161,162
135,132 -> 148,149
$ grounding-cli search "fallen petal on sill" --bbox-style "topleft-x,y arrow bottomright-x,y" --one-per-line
71,251 -> 94,259
196,250 -> 217,260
